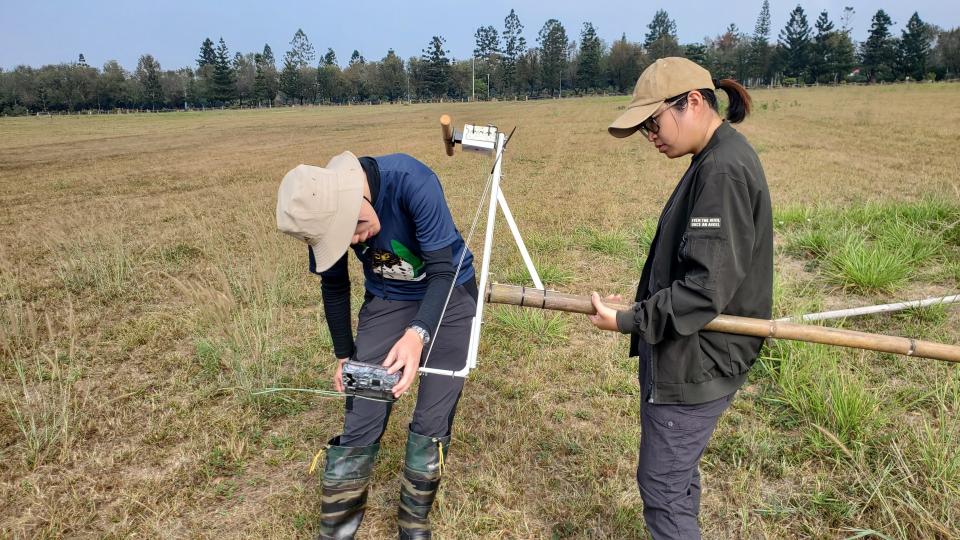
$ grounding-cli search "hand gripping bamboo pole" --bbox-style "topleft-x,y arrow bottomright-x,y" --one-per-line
485,284 -> 960,363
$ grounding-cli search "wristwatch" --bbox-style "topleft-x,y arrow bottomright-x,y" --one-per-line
408,324 -> 431,345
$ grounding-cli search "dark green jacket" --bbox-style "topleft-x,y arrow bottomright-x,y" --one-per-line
616,122 -> 773,404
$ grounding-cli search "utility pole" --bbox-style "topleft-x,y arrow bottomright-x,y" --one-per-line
472,57 -> 475,101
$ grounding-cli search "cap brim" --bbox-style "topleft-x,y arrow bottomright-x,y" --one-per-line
608,101 -> 663,138
309,152 -> 366,272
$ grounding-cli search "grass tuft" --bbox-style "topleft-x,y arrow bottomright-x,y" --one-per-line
3,356 -> 76,470
823,237 -> 912,293
52,233 -> 135,300
488,306 -> 567,345
578,227 -> 632,257
758,341 -> 887,455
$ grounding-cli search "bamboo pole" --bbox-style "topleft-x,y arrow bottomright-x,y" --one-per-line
778,294 -> 960,323
485,284 -> 960,364
440,114 -> 455,156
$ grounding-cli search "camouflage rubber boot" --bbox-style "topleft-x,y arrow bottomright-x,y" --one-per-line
397,430 -> 450,540
317,437 -> 379,540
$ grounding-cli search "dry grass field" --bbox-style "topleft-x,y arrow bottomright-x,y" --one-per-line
2,84 -> 959,539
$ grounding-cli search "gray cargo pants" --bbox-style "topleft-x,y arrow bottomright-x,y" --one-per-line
638,345 -> 735,540
338,282 -> 477,447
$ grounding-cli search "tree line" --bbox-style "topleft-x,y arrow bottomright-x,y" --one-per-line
2,4 -> 959,115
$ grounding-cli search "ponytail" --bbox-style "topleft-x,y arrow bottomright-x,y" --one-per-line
711,78 -> 752,123
668,78 -> 753,123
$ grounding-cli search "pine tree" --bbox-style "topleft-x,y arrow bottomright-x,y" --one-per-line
645,9 -> 677,47
288,29 -> 316,67
538,19 -> 569,96
473,25 -> 501,97
778,5 -> 812,82
474,25 -> 501,58
900,12 -> 932,80
280,52 -> 303,104
197,38 -> 216,68
77,53 -> 87,66
323,48 -> 337,67
210,37 -> 236,104
349,50 -> 365,66
861,9 -> 897,82
259,44 -> 278,103
279,30 -> 316,104
749,0 -> 773,83
501,9 -> 527,95
841,7 -> 855,34
253,54 -> 269,105
645,9 -> 681,59
262,44 -> 275,67
576,22 -> 602,91
811,11 -> 835,82
196,38 -> 217,104
684,43 -> 708,67
421,36 -> 451,99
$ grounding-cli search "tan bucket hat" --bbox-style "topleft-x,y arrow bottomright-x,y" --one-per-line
608,57 -> 714,138
276,151 -> 366,272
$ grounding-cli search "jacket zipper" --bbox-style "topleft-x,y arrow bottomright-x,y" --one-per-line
648,347 -> 656,403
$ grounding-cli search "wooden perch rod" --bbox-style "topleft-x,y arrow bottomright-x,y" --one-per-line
484,284 -> 960,363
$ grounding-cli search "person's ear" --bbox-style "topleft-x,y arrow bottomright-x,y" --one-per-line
687,90 -> 704,113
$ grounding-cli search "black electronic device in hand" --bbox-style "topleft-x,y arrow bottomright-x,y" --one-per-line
341,360 -> 400,401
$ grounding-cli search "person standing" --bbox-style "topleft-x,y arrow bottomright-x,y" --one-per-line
277,151 -> 476,539
587,57 -> 773,539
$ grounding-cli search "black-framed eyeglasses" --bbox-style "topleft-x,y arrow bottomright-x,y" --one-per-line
358,195 -> 373,225
638,95 -> 687,138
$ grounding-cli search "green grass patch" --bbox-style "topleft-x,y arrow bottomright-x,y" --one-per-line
778,200 -> 959,295
488,305 -> 567,344
631,220 -> 657,254
577,227 -> 633,257
758,341 -> 888,456
526,231 -> 571,254
784,227 -> 845,259
912,417 -> 960,493
774,205 -> 816,230
875,220 -> 941,264
823,237 -> 912,293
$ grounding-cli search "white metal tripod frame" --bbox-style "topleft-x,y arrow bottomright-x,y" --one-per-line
418,131 -> 543,378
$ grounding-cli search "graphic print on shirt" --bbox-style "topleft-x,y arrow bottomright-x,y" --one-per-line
362,240 -> 426,281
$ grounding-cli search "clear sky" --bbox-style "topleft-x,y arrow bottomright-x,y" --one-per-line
2,0 -> 957,71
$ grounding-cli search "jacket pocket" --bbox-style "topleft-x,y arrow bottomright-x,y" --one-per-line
725,334 -> 765,376
680,231 -> 725,291
698,331 -> 734,378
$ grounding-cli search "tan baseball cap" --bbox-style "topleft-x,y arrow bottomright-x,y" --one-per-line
276,151 -> 366,272
608,57 -> 714,138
